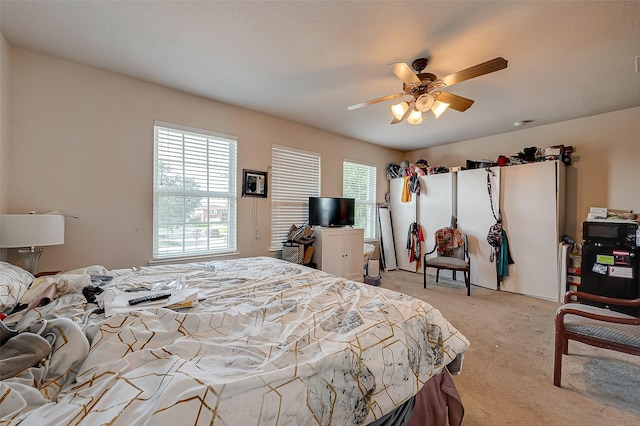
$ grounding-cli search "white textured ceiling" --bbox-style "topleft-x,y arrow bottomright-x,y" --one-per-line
1,1 -> 639,151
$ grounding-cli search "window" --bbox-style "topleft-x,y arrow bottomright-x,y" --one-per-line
271,145 -> 320,250
153,121 -> 237,260
343,160 -> 377,240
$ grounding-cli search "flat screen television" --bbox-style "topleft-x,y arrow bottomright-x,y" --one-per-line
308,197 -> 355,227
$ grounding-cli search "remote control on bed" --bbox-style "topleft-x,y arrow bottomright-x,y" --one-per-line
127,291 -> 171,306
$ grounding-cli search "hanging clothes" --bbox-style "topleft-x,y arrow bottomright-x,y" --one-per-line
401,173 -> 422,202
406,222 -> 425,267
409,174 -> 421,196
401,175 -> 412,202
496,229 -> 515,281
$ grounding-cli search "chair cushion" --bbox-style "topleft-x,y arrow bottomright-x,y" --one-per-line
559,304 -> 640,349
425,257 -> 468,269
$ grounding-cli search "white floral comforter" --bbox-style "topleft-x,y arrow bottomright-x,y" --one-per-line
0,257 -> 469,425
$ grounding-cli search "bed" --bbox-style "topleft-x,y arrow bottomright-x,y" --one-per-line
0,257 -> 469,425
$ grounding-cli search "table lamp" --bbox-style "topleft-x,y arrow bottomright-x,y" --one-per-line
0,213 -> 65,274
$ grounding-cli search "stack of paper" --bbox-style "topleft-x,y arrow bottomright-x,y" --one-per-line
103,288 -> 200,316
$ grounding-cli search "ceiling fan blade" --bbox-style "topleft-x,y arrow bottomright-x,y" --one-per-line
389,62 -> 422,85
347,93 -> 406,110
434,91 -> 474,112
438,57 -> 508,88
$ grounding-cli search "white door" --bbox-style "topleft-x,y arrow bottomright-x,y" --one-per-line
419,173 -> 455,278
500,161 -> 563,301
457,167 -> 501,290
317,230 -> 343,277
390,178 -> 417,272
343,228 -> 365,281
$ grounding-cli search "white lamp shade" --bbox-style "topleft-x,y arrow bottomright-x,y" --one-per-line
0,214 -> 65,248
407,109 -> 423,125
391,101 -> 410,120
431,100 -> 450,119
415,93 -> 435,112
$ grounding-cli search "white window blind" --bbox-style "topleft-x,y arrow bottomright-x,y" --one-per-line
343,160 -> 377,240
271,145 -> 320,250
153,121 -> 237,260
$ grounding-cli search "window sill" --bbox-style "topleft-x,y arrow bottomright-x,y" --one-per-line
149,252 -> 241,266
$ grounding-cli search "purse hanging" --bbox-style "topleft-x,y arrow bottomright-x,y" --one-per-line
486,169 -> 503,249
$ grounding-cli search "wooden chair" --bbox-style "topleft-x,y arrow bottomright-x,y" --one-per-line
423,227 -> 471,296
553,290 -> 640,387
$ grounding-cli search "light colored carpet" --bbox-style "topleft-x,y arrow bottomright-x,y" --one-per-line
379,269 -> 640,426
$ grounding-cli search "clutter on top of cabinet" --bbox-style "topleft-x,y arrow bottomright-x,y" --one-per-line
387,144 -> 574,181
466,160 -> 497,169
386,159 -> 431,179
607,209 -> 637,221
587,207 -> 637,221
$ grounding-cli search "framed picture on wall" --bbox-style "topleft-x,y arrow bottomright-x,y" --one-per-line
242,169 -> 268,198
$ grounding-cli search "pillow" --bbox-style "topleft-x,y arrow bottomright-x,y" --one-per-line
0,262 -> 35,311
61,265 -> 109,277
18,265 -> 110,304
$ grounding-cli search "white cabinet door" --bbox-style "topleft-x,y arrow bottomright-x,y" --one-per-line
500,161 -> 565,301
390,178 -> 417,272
457,167 -> 501,290
318,232 -> 344,277
419,173 -> 455,277
343,229 -> 366,281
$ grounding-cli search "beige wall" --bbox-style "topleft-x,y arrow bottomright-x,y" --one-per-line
0,34 -> 10,263
0,34 -> 10,215
3,45 -> 639,273
406,106 -> 640,241
4,48 -> 403,271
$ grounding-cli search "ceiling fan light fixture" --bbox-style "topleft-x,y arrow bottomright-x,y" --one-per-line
431,100 -> 450,119
391,101 -> 410,120
407,108 -> 423,125
415,93 -> 435,112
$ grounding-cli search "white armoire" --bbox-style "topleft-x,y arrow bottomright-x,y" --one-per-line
457,161 -> 565,301
389,161 -> 566,301
389,178 -> 417,272
457,167 -> 502,290
498,161 -> 565,301
391,174 -> 456,272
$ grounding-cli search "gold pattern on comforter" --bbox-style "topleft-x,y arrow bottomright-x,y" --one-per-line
0,257 -> 469,425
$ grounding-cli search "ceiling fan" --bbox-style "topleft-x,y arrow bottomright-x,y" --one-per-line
348,57 -> 508,125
